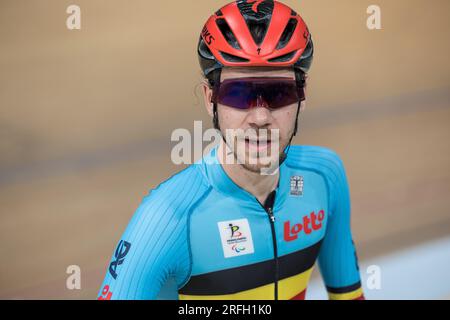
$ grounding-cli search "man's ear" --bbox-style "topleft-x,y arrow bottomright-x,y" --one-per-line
202,79 -> 214,117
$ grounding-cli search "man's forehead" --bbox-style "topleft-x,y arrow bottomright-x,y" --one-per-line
221,67 -> 295,80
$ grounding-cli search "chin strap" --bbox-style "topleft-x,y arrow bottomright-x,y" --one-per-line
279,101 -> 301,166
213,101 -> 229,148
213,102 -> 220,131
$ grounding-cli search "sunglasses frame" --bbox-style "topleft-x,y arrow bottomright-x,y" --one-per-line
211,72 -> 306,110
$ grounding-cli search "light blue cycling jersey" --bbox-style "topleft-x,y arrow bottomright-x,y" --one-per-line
98,145 -> 363,300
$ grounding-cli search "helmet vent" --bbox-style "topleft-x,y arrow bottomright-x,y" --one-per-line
216,18 -> 241,50
268,50 -> 297,63
246,18 -> 271,46
276,18 -> 298,50
198,37 -> 215,60
300,36 -> 313,59
220,51 -> 249,63
237,0 -> 274,46
294,36 -> 314,73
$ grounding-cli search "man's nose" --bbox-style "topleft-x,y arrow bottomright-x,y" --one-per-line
247,104 -> 272,128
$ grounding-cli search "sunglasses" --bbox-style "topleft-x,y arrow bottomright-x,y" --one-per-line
212,77 -> 305,110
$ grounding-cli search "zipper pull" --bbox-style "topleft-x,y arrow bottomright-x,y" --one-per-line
268,208 -> 276,223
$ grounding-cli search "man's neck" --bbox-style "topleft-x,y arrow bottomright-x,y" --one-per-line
217,141 -> 279,205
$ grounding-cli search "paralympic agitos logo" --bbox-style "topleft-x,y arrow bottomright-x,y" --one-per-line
284,210 -> 325,242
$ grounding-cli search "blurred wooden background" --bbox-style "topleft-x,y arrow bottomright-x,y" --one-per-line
0,0 -> 449,299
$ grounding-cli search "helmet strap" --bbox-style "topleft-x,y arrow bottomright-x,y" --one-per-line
213,102 -> 220,131
280,102 -> 301,165
209,69 -> 226,143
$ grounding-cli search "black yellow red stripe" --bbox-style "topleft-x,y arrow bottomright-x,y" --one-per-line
178,241 -> 321,299
178,267 -> 314,300
327,281 -> 364,300
290,289 -> 307,300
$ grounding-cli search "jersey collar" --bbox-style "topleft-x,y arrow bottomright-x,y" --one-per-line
200,145 -> 288,211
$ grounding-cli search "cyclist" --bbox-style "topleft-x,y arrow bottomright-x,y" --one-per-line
98,0 -> 364,300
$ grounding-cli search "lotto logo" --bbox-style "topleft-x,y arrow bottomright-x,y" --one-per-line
284,210 -> 325,242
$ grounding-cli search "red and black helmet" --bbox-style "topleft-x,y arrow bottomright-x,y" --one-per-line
198,0 -> 314,77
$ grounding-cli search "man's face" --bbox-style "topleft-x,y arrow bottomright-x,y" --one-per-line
204,67 -> 306,173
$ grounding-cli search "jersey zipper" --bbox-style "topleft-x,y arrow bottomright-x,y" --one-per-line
266,206 -> 279,300
256,195 -> 279,300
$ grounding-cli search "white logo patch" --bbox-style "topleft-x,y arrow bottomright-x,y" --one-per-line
290,175 -> 304,196
217,219 -> 255,258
